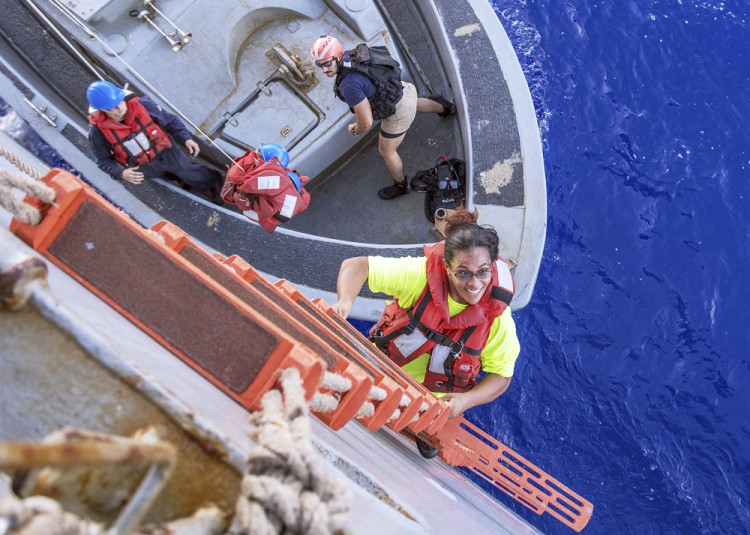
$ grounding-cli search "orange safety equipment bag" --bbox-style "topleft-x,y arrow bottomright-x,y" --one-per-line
221,150 -> 311,234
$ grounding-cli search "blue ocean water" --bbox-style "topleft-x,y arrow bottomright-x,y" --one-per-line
472,1 -> 750,533
2,1 -> 748,533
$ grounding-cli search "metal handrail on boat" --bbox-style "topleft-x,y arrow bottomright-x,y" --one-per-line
0,428 -> 176,535
39,0 -> 240,171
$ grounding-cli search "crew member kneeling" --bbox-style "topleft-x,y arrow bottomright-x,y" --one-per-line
86,80 -> 222,201
333,209 -> 520,455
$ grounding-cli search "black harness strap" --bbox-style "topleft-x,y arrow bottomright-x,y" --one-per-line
491,285 -> 514,307
371,290 -> 481,357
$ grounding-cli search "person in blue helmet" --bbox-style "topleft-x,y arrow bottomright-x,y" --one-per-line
86,80 -> 222,202
258,142 -> 302,192
220,141 -> 310,233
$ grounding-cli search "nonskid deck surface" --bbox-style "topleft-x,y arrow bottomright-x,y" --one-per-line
144,103 -> 461,248
284,111 -> 462,244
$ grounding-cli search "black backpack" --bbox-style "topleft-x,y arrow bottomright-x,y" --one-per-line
410,157 -> 466,223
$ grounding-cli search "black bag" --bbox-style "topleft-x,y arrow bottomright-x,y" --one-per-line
410,157 -> 466,223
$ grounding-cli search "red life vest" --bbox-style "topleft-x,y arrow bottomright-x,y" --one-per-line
221,150 -> 311,234
89,94 -> 172,166
369,242 -> 515,393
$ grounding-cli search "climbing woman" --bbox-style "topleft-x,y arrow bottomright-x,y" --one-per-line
332,209 -> 520,455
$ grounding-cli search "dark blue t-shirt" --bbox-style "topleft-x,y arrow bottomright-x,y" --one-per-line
338,70 -> 377,108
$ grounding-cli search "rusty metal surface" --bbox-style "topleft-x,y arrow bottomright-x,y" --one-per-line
0,305 -> 241,526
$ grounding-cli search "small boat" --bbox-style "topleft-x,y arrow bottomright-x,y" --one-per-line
0,0 -> 546,320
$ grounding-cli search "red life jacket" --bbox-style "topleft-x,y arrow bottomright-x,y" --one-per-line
369,242 -> 515,393
89,94 -> 172,166
221,150 -> 311,234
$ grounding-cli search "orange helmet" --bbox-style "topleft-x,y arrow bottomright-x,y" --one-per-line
310,35 -> 343,63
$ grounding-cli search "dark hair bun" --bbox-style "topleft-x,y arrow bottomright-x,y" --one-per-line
443,209 -> 478,237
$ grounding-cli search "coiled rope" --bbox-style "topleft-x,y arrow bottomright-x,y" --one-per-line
0,144 -> 54,226
231,368 -> 351,535
0,494 -> 103,535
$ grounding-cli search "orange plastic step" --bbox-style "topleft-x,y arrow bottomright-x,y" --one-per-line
275,281 -> 451,434
435,417 -> 593,532
152,221 -> 376,431
222,256 -> 411,432
309,296 -> 453,434
9,169 -> 325,411
279,282 -> 435,432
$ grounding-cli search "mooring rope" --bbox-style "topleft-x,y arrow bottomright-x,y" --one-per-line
231,368 -> 351,535
0,144 -> 44,181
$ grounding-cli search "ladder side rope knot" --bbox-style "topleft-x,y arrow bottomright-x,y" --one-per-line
354,385 -> 387,419
231,368 -> 351,534
411,401 -> 429,423
0,168 -> 56,226
309,371 -> 351,414
387,394 -> 413,422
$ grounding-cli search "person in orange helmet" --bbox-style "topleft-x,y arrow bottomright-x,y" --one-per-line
310,35 -> 455,200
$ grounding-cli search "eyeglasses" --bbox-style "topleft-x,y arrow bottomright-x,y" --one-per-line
315,58 -> 336,69
449,268 -> 493,281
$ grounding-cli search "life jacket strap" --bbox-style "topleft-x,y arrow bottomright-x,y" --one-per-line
491,285 -> 514,306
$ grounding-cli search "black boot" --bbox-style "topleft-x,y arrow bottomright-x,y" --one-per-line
416,437 -> 439,459
378,178 -> 411,200
210,172 -> 226,205
427,94 -> 456,117
208,186 -> 224,206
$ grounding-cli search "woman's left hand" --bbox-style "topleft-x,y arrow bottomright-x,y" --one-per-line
440,374 -> 512,418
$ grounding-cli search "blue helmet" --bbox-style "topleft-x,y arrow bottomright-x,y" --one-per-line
259,142 -> 290,168
86,80 -> 125,110
287,171 -> 302,192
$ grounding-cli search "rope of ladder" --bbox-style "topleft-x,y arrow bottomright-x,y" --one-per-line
310,371 -> 427,424
0,143 -> 55,225
231,368 -> 351,534
0,144 -> 44,181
